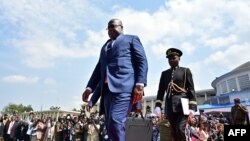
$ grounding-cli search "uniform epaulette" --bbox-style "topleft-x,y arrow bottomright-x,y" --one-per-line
155,100 -> 163,104
189,101 -> 197,105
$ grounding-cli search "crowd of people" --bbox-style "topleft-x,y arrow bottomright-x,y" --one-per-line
0,111 -> 109,141
0,98 -> 249,141
134,110 -> 228,141
148,97 -> 249,141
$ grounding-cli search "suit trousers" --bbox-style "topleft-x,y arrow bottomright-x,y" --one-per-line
103,84 -> 132,141
168,112 -> 188,141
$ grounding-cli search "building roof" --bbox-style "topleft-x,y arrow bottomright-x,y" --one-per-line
232,61 -> 250,72
212,61 -> 250,88
195,89 -> 215,96
203,88 -> 250,105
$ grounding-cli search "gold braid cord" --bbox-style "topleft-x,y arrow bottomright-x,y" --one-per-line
167,69 -> 187,97
170,82 -> 187,93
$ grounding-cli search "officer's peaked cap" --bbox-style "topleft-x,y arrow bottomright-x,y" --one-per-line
166,48 -> 183,58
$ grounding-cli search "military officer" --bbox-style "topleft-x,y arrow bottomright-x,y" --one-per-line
231,98 -> 249,125
154,48 -> 197,141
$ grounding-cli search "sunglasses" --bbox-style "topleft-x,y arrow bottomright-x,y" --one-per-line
106,24 -> 122,30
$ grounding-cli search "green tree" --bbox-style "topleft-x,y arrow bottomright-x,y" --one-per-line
2,103 -> 33,114
72,108 -> 81,112
49,106 -> 61,110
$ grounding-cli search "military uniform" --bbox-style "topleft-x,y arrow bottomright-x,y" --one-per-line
155,48 -> 197,141
231,104 -> 249,125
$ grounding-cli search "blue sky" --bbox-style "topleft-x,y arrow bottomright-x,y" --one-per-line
1,0 -> 250,111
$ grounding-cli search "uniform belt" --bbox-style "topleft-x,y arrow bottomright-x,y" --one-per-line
170,92 -> 186,96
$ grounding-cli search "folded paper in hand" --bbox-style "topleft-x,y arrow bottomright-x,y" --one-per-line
181,98 -> 190,115
181,98 -> 200,115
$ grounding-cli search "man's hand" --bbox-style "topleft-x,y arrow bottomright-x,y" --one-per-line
132,85 -> 144,104
82,89 -> 91,102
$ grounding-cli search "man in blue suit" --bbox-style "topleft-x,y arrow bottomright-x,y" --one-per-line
82,18 -> 148,141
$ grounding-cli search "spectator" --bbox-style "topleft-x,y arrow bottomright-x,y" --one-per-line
152,117 -> 159,141
215,123 -> 224,141
197,123 -> 209,141
0,116 -> 4,141
158,114 -> 172,141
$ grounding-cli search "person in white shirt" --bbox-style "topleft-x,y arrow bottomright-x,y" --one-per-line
197,123 -> 209,141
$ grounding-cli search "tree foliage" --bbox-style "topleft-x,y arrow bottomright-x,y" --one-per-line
1,103 -> 33,114
49,106 -> 61,110
72,108 -> 81,112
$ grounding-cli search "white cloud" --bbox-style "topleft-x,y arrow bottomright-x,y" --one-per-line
15,30 -> 106,68
151,40 -> 174,58
111,0 -> 250,56
188,61 -> 216,90
2,75 -> 39,84
204,43 -> 250,69
107,0 -> 250,91
205,35 -> 238,49
189,43 -> 250,90
3,0 -> 250,69
114,8 -> 193,45
180,42 -> 195,55
144,83 -> 159,97
225,1 -> 250,39
1,0 -> 107,68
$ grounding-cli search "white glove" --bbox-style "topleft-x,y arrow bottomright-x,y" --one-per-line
154,107 -> 161,116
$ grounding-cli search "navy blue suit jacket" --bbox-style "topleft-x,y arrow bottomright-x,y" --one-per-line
86,34 -> 148,93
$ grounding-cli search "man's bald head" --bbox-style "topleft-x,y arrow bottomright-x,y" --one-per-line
107,18 -> 123,39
